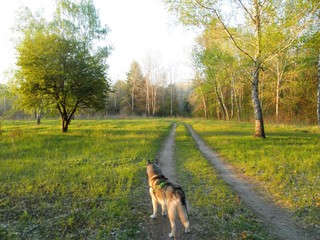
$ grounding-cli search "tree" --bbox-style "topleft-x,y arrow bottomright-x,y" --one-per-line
11,69 -> 48,124
195,29 -> 236,120
164,0 -> 319,137
126,61 -> 145,115
190,75 -> 209,118
0,84 -> 15,119
107,80 -> 127,115
15,0 -> 110,132
142,54 -> 165,116
303,6 -> 320,125
318,52 -> 320,125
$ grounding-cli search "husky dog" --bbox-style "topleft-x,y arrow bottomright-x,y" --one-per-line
146,159 -> 190,239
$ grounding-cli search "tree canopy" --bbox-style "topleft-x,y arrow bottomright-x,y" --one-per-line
14,0 -> 111,132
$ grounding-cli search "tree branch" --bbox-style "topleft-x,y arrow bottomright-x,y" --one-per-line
56,103 -> 63,116
236,0 -> 255,23
195,0 -> 254,62
264,2 -> 320,64
67,100 -> 79,122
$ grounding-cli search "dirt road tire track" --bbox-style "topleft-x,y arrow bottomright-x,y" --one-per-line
186,124 -> 318,240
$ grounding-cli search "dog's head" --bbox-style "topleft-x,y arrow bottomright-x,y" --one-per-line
146,159 -> 162,179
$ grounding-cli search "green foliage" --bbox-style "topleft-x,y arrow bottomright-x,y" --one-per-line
188,120 -> 320,230
0,84 -> 16,119
54,0 -> 109,44
0,119 -> 171,239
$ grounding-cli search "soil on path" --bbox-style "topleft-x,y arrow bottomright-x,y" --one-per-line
186,124 -> 318,240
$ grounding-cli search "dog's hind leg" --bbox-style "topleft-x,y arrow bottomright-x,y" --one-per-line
167,203 -> 177,238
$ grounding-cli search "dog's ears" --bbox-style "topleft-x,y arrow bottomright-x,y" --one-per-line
147,159 -> 159,165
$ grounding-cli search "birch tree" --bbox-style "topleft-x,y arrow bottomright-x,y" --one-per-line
164,0 -> 319,137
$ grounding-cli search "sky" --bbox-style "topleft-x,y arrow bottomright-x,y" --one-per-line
0,0 -> 198,84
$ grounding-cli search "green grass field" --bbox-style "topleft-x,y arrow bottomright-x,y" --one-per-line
0,119 -> 171,239
0,119 -> 319,239
187,120 -> 320,231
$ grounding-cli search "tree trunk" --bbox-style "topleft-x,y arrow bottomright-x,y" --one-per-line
252,67 -> 266,138
203,96 -> 207,119
275,57 -> 285,124
252,0 -> 266,138
231,85 -> 234,119
275,78 -> 280,124
151,85 -> 155,115
62,117 -> 69,133
200,86 -> 207,119
36,108 -> 41,125
61,114 -> 75,133
58,104 -> 78,133
170,84 -> 173,117
232,75 -> 241,121
146,78 -> 150,116
131,87 -> 135,116
152,85 -> 157,116
214,82 -> 229,120
317,53 -> 320,126
34,109 -> 41,125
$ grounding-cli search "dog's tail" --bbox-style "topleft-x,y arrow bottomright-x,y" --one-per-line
175,187 -> 190,232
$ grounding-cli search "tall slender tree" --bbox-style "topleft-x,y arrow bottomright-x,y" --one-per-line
126,61 -> 145,115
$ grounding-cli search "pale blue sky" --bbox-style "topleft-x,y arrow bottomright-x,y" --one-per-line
0,0 -> 197,84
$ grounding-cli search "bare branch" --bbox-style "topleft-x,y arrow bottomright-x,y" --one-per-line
236,0 -> 255,23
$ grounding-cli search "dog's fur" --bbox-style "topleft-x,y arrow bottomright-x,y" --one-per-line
146,160 -> 190,239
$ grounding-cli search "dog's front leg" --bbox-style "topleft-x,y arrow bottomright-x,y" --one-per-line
150,194 -> 158,218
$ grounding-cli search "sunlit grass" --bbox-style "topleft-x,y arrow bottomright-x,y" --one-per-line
1,119 -> 318,238
0,119 -> 171,239
174,123 -> 273,239
186,120 -> 320,230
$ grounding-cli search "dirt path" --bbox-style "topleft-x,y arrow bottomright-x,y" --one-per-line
186,124 -> 318,240
146,123 -> 193,240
